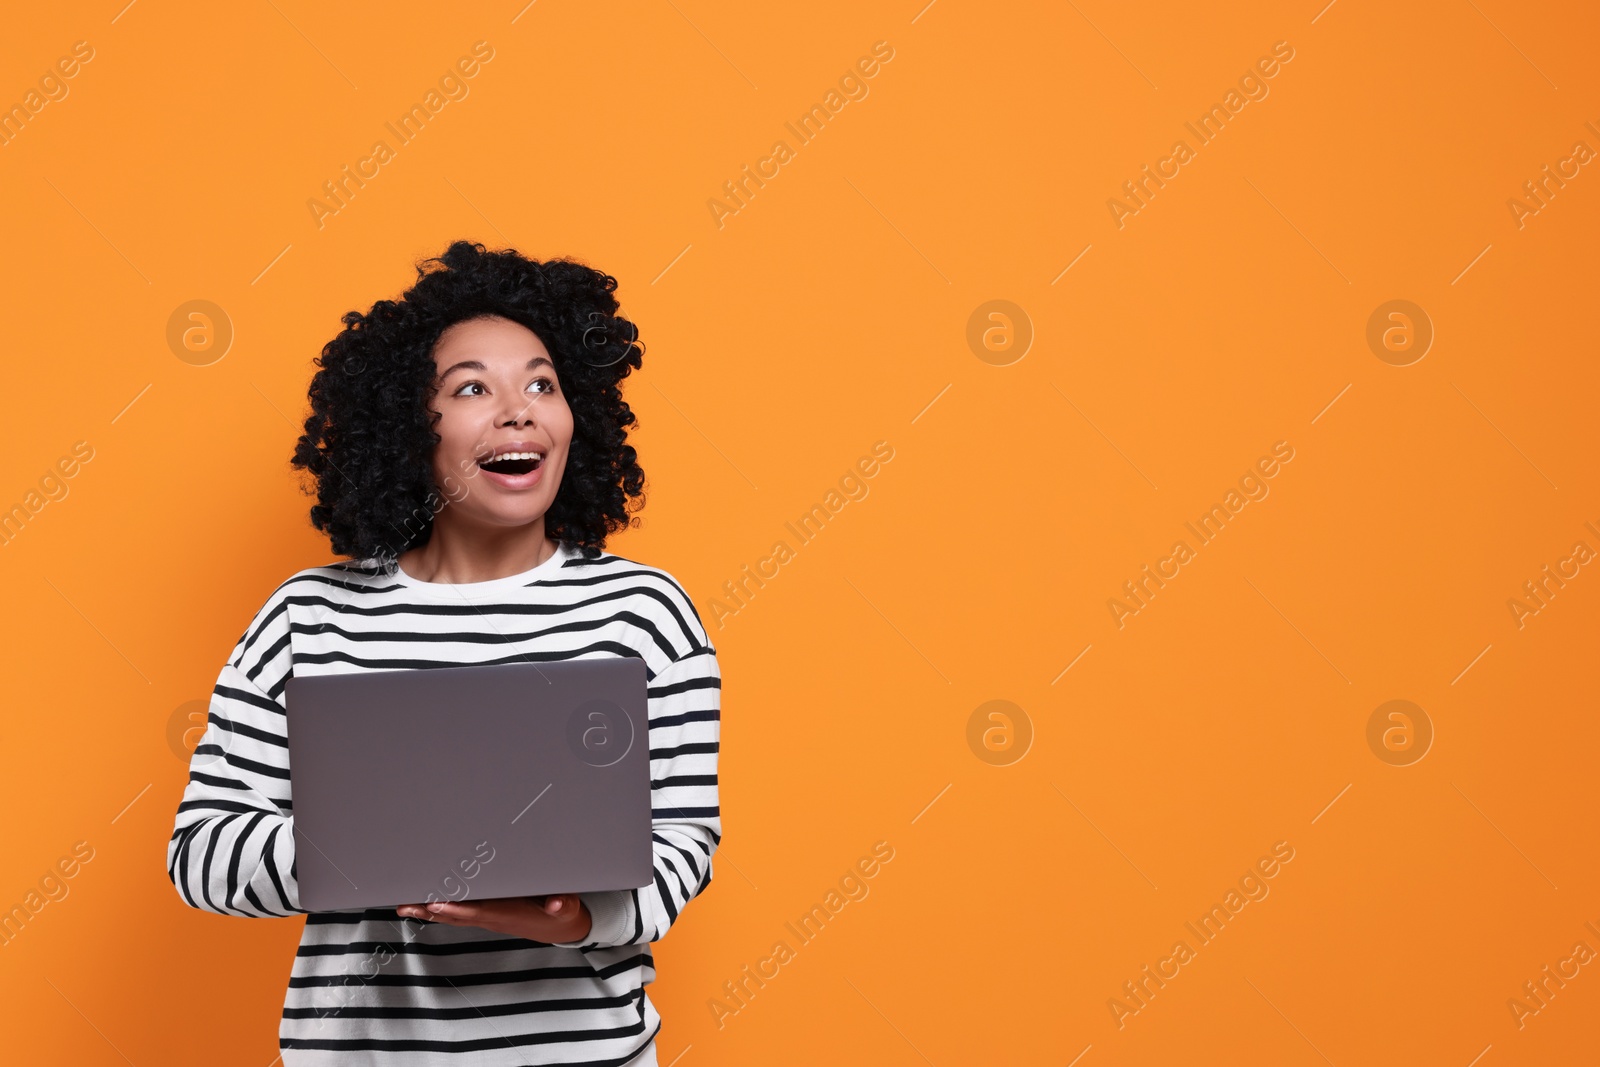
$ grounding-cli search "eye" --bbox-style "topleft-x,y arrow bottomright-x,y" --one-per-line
451,374 -> 556,395
452,381 -> 487,397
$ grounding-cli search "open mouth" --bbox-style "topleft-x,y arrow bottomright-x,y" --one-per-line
478,451 -> 543,476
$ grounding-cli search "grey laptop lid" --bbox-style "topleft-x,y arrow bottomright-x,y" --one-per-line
284,656 -> 651,912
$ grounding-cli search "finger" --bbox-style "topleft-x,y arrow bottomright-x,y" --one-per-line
421,901 -> 478,925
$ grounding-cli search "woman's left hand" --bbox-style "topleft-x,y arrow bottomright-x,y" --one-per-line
396,894 -> 592,943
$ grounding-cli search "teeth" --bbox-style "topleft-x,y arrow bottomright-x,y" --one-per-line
485,451 -> 543,462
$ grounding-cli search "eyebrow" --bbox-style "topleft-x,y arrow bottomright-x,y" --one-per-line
439,356 -> 555,380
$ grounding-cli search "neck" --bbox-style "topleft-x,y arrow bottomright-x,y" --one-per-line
397,514 -> 559,584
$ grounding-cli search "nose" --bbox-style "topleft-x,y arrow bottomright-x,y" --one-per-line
496,390 -> 538,428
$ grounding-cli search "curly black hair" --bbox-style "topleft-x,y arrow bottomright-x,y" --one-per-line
291,240 -> 646,565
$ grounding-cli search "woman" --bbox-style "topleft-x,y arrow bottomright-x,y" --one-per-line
166,240 -> 721,1066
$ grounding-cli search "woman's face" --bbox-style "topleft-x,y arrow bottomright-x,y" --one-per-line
426,314 -> 573,534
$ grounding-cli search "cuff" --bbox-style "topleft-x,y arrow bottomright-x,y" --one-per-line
551,890 -> 632,948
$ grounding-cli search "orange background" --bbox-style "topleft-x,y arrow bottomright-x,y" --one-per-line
1,1 -> 1597,1063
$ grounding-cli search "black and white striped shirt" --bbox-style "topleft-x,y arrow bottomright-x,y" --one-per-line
166,543 -> 721,1066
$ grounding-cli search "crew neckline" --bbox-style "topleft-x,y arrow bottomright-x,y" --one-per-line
388,541 -> 576,598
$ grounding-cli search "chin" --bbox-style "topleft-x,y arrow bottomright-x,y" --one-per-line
489,510 -> 551,529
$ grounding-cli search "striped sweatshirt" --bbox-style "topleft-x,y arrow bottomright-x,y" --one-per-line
166,542 -> 721,1066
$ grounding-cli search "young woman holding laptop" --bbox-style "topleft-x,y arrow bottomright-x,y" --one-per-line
166,241 -> 720,1066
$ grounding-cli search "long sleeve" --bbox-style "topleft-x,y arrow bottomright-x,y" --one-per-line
167,602 -> 305,917
556,642 -> 722,949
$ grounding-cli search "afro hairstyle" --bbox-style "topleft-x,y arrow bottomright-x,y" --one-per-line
290,239 -> 647,566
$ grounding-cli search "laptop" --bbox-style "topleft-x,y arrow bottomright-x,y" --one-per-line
283,656 -> 651,912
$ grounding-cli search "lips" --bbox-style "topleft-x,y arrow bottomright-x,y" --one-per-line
480,451 -> 542,476
470,460 -> 547,492
476,442 -> 547,477
472,442 -> 550,491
